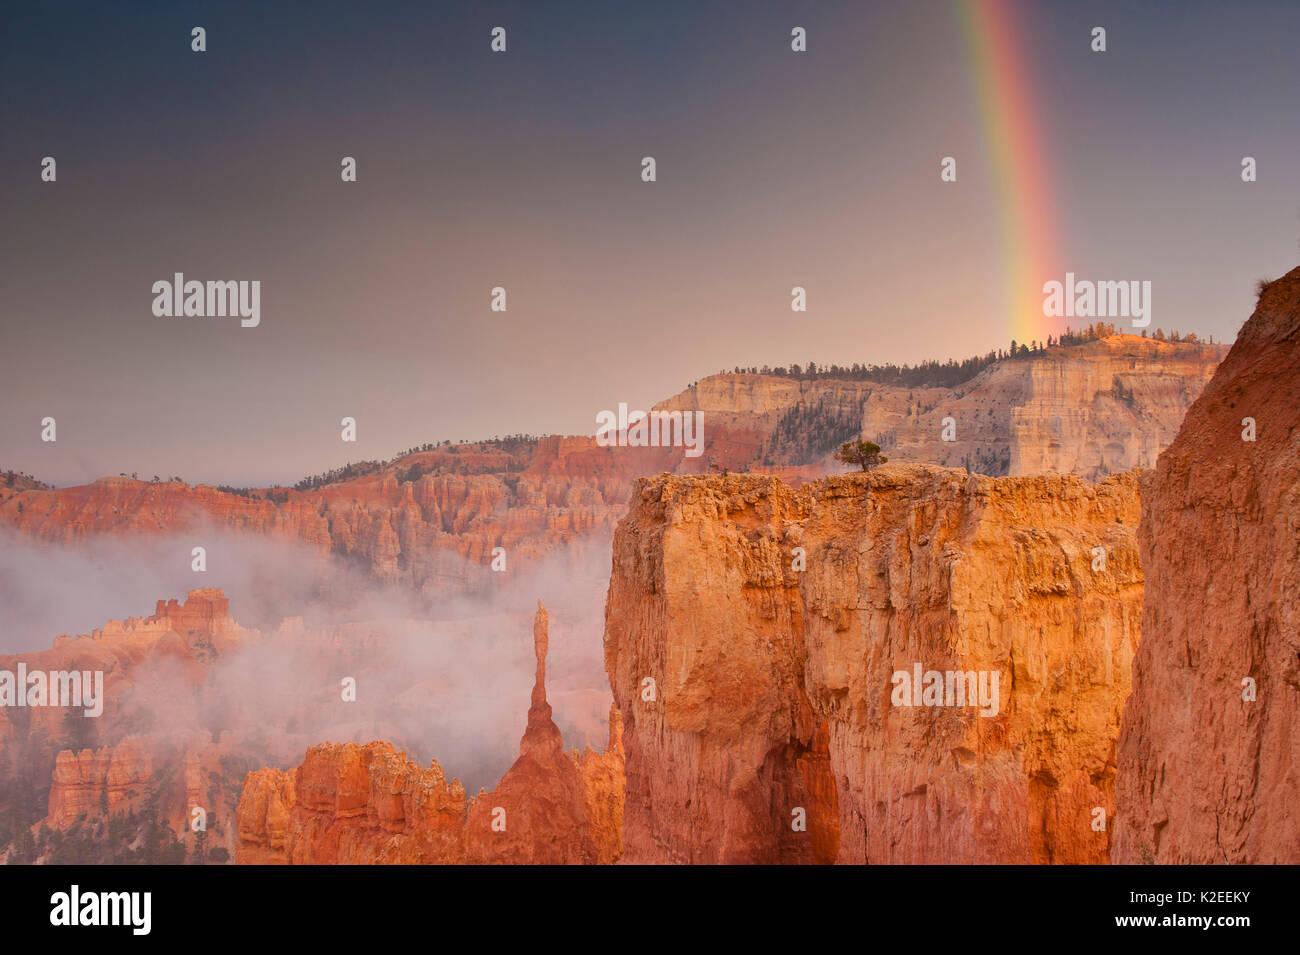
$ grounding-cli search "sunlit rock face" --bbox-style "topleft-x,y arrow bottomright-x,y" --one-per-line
657,336 -> 1224,479
606,465 -> 1142,864
1114,267 -> 1300,865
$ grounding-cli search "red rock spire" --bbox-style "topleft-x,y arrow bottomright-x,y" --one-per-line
520,600 -> 563,758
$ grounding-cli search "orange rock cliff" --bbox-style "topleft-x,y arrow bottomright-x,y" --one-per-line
1113,267 -> 1300,863
604,465 -> 1143,863
234,602 -> 624,864
11,330 -> 1284,866
655,335 -> 1224,478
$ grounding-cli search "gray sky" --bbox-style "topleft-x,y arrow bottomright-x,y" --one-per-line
3,0 -> 1298,486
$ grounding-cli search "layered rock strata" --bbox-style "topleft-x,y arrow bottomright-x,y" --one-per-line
606,465 -> 1142,863
2,338 -> 1221,596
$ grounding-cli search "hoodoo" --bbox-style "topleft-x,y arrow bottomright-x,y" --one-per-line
236,602 -> 626,864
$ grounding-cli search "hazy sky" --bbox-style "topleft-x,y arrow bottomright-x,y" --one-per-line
3,0 -> 1298,487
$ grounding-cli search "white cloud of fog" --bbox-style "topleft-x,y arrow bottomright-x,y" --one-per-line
0,524 -> 615,793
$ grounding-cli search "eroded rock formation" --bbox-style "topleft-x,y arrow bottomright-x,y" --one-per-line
0,333 -> 1234,865
236,742 -> 468,864
235,603 -> 625,864
46,737 -> 155,828
39,734 -> 243,857
1114,269 -> 1300,864
0,588 -> 245,754
0,587 -> 617,863
606,466 -> 1142,863
657,336 -> 1224,479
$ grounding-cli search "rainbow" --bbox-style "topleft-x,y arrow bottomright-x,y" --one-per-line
957,0 -> 1061,345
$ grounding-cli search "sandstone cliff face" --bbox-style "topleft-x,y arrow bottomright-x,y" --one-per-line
237,742 -> 468,864
605,466 -> 1142,863
0,463 -> 623,597
235,603 -> 624,864
46,737 -> 155,828
1114,270 -> 1300,864
1001,338 -> 1212,477
656,336 -> 1224,479
41,735 -> 244,858
232,766 -> 295,865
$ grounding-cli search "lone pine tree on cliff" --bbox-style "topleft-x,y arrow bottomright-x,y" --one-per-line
835,439 -> 888,472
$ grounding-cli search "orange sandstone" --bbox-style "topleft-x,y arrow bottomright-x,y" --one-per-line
605,466 -> 1142,863
235,603 -> 625,864
1113,267 -> 1300,863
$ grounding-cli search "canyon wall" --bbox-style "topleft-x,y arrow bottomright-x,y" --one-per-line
657,336 -> 1224,479
46,738 -> 156,828
0,590 -> 270,861
0,449 -> 629,597
0,334 -> 1229,865
1,338 -> 1220,597
41,734 -> 243,858
1114,268 -> 1300,863
236,603 -> 624,864
605,465 -> 1142,863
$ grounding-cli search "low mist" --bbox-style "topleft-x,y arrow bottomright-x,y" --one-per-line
0,525 -> 616,793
